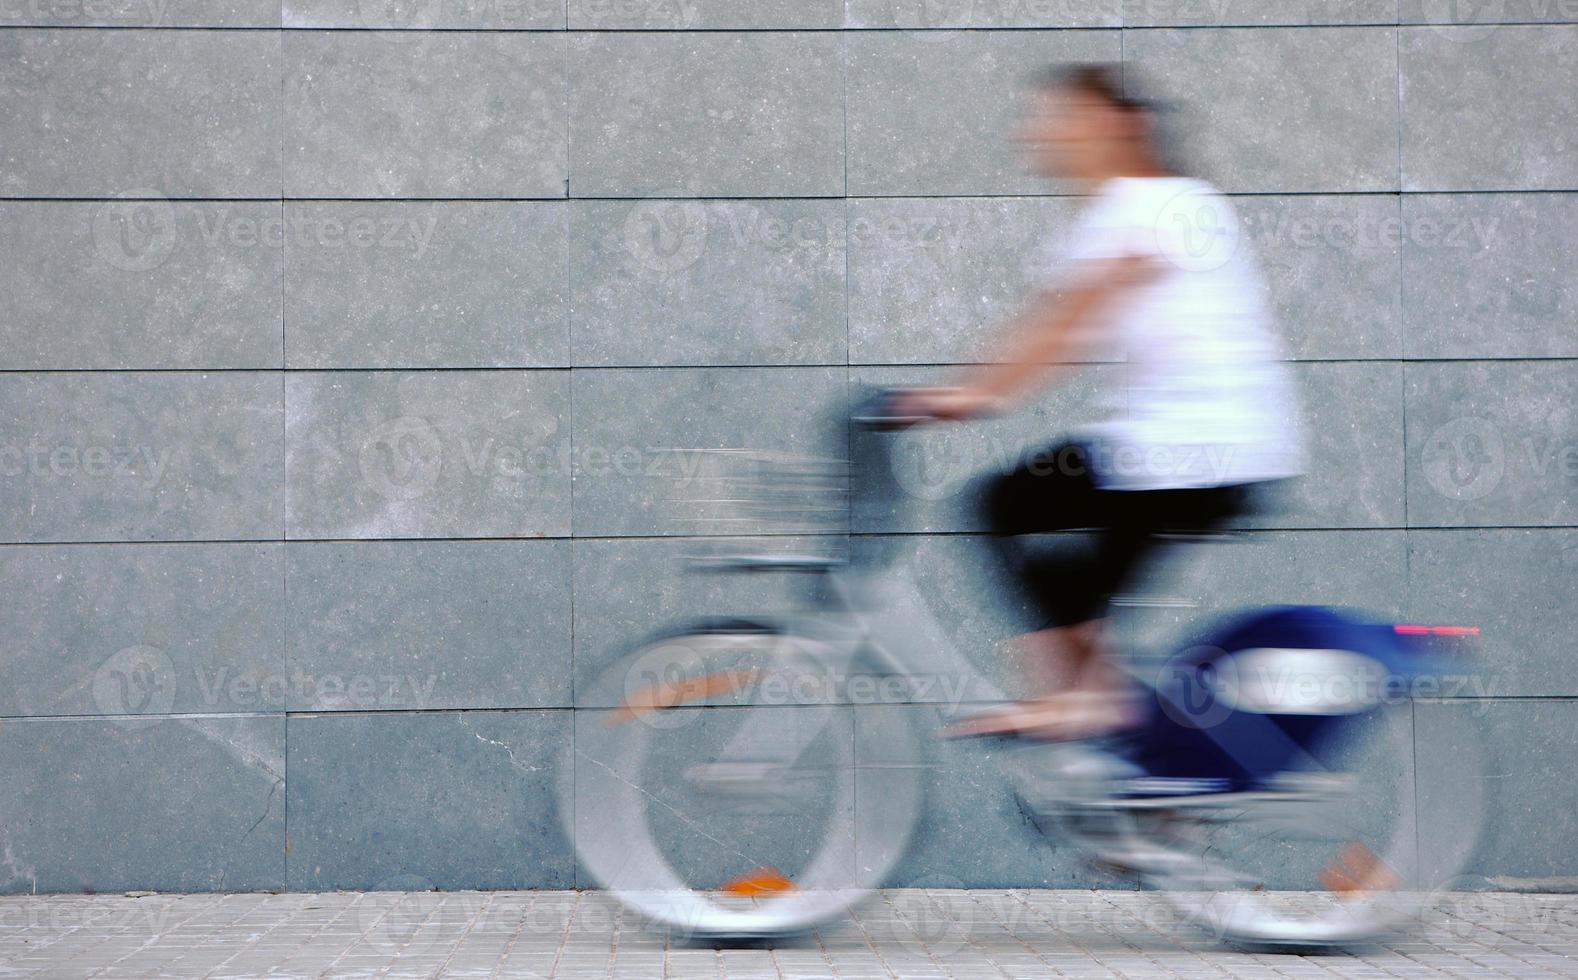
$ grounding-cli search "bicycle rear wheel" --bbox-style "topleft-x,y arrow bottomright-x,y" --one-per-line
1140,698 -> 1484,946
1084,607 -> 1485,945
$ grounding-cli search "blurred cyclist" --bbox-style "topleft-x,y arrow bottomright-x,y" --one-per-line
895,64 -> 1304,740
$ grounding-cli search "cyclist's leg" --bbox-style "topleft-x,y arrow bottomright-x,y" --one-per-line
951,443 -> 1134,736
961,463 -> 1256,739
981,440 -> 1111,642
992,498 -> 1159,738
1088,481 -> 1258,627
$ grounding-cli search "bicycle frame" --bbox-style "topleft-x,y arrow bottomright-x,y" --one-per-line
570,389 -> 1480,944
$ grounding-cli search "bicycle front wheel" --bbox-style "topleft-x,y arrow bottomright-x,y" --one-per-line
566,623 -> 924,939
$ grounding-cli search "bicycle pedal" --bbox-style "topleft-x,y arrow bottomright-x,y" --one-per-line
1089,841 -> 1203,877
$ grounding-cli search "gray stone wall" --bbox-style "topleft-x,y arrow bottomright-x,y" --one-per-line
1,1 -> 1575,893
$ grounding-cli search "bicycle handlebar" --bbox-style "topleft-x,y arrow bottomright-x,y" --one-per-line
849,387 -> 933,431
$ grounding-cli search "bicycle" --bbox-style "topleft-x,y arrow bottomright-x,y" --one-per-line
563,388 -> 1485,947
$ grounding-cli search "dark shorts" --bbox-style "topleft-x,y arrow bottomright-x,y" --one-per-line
983,441 -> 1260,628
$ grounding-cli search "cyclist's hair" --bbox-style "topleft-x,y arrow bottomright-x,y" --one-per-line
1033,64 -> 1150,113
1029,62 -> 1186,174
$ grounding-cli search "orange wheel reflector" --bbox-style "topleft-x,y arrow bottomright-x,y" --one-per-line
721,867 -> 796,896
1318,842 -> 1401,897
607,669 -> 761,725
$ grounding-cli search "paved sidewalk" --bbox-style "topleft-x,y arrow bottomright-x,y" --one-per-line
0,889 -> 1574,979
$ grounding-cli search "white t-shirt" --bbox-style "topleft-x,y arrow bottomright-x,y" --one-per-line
1051,176 -> 1305,491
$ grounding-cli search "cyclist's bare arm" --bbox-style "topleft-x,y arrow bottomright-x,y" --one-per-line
897,253 -> 1161,421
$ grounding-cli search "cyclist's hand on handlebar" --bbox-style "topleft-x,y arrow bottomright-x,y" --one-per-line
890,386 -> 1002,423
